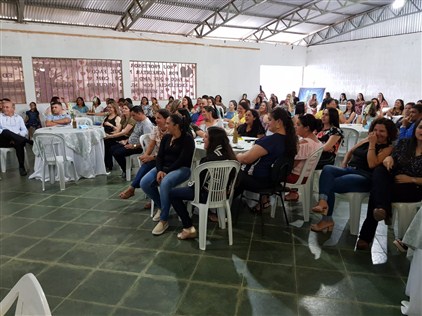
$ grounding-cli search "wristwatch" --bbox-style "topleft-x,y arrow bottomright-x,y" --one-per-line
133,144 -> 137,148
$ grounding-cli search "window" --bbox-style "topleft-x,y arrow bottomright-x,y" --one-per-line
0,56 -> 26,103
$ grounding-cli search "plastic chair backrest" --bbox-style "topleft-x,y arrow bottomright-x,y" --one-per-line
75,117 -> 93,126
293,147 -> 323,185
0,273 -> 52,316
270,156 -> 293,187
139,133 -> 151,151
338,127 -> 360,156
192,160 -> 240,208
34,133 -> 67,164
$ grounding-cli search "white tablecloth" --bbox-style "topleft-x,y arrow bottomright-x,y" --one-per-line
340,124 -> 369,138
29,126 -> 106,181
401,207 -> 422,315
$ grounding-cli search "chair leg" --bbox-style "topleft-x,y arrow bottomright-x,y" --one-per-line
279,193 -> 289,226
217,207 -> 226,229
259,195 -> 265,236
150,200 -> 155,217
0,150 -> 7,173
270,195 -> 278,218
41,164 -> 46,191
125,156 -> 131,182
57,163 -> 66,191
225,201 -> 233,246
198,205 -> 209,251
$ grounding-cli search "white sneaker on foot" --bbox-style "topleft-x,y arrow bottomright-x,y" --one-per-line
152,221 -> 169,235
152,209 -> 161,222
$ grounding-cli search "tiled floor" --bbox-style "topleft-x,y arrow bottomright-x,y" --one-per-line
0,158 -> 409,315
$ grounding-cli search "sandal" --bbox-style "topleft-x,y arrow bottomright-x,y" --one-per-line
177,227 -> 197,240
119,187 -> 135,199
285,191 -> 299,202
208,213 -> 219,222
250,200 -> 271,214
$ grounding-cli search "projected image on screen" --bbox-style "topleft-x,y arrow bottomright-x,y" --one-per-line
298,87 -> 326,105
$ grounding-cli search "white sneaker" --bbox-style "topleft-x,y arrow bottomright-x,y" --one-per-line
152,221 -> 169,235
152,209 -> 161,222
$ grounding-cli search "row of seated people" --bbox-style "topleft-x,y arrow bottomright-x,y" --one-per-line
116,103 -> 421,243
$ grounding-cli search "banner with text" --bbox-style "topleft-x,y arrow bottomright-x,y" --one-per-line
130,61 -> 196,101
33,58 -> 123,103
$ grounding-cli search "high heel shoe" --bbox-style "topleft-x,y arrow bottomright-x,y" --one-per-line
310,220 -> 334,233
311,205 -> 328,216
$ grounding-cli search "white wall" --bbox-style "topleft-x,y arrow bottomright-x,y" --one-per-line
303,33 -> 422,105
0,21 -> 306,113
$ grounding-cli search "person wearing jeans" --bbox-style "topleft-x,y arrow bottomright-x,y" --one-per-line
311,118 -> 397,233
170,127 -> 237,240
140,113 -> 195,235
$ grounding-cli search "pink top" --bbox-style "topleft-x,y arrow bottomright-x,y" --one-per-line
292,138 -> 322,176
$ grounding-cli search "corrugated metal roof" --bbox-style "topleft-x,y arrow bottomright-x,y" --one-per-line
0,0 -> 421,46
145,2 -> 212,23
24,5 -> 120,28
0,2 -> 16,19
131,18 -> 196,35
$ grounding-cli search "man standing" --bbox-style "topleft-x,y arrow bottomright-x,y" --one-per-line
111,106 -> 154,178
0,101 -> 30,176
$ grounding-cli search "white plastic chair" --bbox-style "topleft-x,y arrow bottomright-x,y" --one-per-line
75,117 -> 93,127
124,135 -> 147,182
280,147 -> 323,221
336,127 -> 359,163
0,147 -> 29,173
187,160 -> 240,250
392,202 -> 422,239
0,273 -> 52,316
335,192 -> 369,235
137,134 -> 154,215
33,133 -> 78,191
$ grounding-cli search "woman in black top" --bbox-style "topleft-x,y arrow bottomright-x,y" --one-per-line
311,118 -> 397,233
357,119 -> 422,250
169,127 -> 237,240
237,109 -> 265,138
140,114 -> 195,236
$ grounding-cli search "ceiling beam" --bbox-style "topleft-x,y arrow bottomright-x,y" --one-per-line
296,0 -> 422,46
243,0 -> 363,42
115,0 -> 156,31
16,0 -> 24,23
189,0 -> 268,38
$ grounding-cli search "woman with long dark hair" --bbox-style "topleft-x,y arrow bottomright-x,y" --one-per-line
312,118 -> 397,233
237,109 -> 265,138
357,119 -> 422,250
140,113 -> 195,235
232,107 -> 297,212
344,99 -> 357,124
315,108 -> 343,169
169,127 -> 237,240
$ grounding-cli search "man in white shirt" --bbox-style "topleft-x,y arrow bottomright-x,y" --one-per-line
0,101 -> 30,176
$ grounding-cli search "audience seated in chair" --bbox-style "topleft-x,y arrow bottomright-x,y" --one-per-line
102,100 -> 122,136
169,127 -> 237,240
399,103 -> 422,140
357,119 -> 422,250
140,114 -> 195,236
45,102 -> 71,127
237,109 -> 265,138
119,109 -> 170,203
311,118 -> 397,233
231,107 -> 297,214
315,108 -> 344,170
285,114 -> 322,201
0,100 -> 31,176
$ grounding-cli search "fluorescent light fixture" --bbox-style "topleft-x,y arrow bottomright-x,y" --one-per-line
392,0 -> 406,9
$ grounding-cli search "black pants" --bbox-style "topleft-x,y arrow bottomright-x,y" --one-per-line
0,130 -> 27,168
231,171 -> 271,215
111,143 -> 143,172
359,165 -> 422,243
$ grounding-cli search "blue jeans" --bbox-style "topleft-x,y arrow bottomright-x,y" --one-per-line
140,167 -> 191,221
318,165 -> 371,217
131,160 -> 155,188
